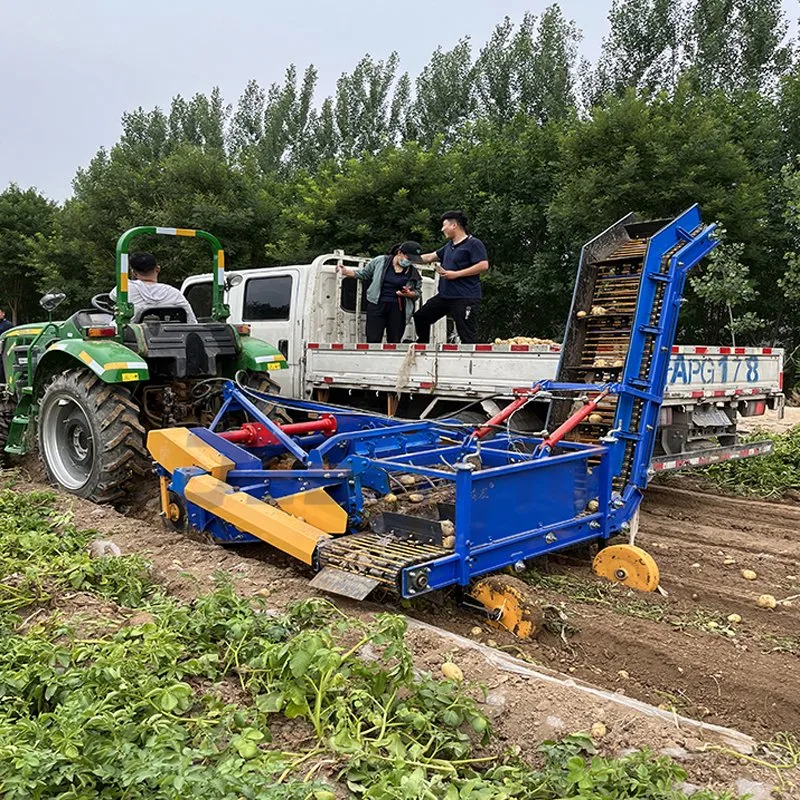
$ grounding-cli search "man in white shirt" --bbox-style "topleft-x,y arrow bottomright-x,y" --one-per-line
110,252 -> 198,324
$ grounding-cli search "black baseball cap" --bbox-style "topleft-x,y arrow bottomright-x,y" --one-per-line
398,241 -> 424,263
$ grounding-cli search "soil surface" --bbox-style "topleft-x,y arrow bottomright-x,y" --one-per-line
738,406 -> 800,436
437,485 -> 800,739
6,460 -> 800,797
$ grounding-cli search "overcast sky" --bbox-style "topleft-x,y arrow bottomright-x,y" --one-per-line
1,0 -> 797,202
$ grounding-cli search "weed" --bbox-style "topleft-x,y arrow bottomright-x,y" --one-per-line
763,633 -> 800,655
523,569 -> 666,622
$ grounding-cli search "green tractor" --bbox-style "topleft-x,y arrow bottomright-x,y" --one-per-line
0,226 -> 287,503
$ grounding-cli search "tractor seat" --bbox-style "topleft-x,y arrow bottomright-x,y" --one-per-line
123,320 -> 237,378
132,306 -> 188,324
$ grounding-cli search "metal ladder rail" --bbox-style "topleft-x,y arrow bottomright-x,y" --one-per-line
624,223 -> 718,492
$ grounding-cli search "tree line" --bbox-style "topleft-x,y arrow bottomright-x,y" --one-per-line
2,0 -> 800,371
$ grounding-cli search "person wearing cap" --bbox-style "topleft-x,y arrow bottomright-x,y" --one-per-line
414,210 -> 488,344
337,242 -> 423,343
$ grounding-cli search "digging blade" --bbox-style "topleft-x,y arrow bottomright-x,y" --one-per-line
309,568 -> 380,600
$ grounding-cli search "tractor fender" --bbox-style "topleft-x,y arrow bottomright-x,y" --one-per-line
233,336 -> 288,374
35,339 -> 150,392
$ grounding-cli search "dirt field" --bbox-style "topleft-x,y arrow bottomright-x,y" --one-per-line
738,405 -> 800,436
432,485 -> 800,738
6,461 -> 799,797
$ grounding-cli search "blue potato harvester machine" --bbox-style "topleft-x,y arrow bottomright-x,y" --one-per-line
148,206 -> 717,637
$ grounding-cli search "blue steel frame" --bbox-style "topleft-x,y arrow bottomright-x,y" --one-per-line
596,206 -> 717,529
156,207 -> 718,598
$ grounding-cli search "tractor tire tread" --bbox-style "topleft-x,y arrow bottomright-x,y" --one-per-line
38,368 -> 149,504
0,393 -> 15,463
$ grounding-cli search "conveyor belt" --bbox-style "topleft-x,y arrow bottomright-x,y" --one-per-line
554,218 -> 703,488
316,531 -> 448,589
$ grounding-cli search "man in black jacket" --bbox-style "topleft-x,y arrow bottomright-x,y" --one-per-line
414,211 -> 489,344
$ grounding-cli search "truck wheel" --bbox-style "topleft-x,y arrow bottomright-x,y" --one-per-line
455,410 -> 488,426
454,409 -> 496,439
38,369 -> 148,504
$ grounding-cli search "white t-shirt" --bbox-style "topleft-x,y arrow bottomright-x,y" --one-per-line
110,280 -> 198,324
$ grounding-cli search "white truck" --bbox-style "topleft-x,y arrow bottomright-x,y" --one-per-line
181,251 -> 784,471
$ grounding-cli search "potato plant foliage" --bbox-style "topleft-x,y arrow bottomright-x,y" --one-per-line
694,428 -> 800,498
0,487 -> 736,799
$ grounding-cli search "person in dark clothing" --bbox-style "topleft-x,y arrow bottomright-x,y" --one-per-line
414,211 -> 489,344
337,242 -> 423,343
0,308 -> 13,336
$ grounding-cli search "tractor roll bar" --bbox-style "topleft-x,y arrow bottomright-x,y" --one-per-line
114,226 -> 228,328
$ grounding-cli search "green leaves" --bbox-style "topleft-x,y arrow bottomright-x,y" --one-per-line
690,227 -> 764,346
698,428 -> 800,498
149,683 -> 193,714
0,184 -> 57,324
230,727 -> 265,759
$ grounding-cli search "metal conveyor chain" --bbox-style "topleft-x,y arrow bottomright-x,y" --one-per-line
316,532 -> 448,589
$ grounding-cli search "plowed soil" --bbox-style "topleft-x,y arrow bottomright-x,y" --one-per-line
426,485 -> 800,738
6,464 -> 800,795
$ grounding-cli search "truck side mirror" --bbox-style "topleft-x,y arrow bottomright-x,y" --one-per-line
40,291 -> 66,312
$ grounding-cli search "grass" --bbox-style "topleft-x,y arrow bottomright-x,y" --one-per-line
522,569 -> 747,640
762,633 -> 800,655
523,569 -> 667,622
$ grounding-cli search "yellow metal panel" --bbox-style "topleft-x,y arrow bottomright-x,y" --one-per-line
185,474 -> 329,564
147,427 -> 235,481
5,327 -> 44,337
175,228 -> 196,237
120,272 -> 129,292
277,488 -> 348,534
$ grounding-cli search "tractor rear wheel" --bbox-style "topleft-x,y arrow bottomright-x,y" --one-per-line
38,369 -> 148,504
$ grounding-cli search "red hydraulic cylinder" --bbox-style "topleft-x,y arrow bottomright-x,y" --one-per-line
537,388 -> 611,455
474,386 -> 541,439
280,417 -> 337,436
218,415 -> 337,447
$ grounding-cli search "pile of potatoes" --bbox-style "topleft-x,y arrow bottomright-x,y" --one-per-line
493,336 -> 559,346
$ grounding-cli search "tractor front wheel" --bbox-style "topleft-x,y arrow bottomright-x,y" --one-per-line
38,369 -> 148,504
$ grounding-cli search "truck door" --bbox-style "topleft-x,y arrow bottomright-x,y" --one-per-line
241,271 -> 298,394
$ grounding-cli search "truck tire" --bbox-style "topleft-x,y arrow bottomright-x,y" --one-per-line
454,410 -> 489,426
38,368 -> 148,504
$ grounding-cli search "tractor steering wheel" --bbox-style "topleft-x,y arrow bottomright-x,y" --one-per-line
91,293 -> 115,314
